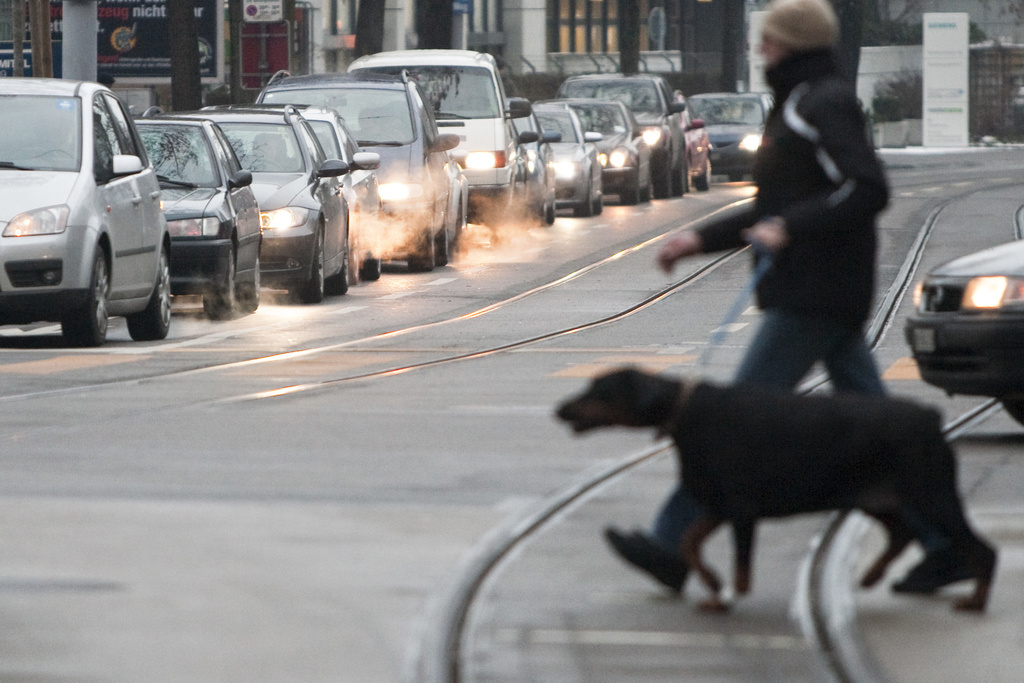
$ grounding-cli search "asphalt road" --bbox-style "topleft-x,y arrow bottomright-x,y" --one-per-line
0,148 -> 1022,682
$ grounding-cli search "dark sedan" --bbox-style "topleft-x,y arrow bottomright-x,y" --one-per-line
688,92 -> 772,182
562,98 -> 651,206
136,116 -> 262,319
906,239 -> 1024,425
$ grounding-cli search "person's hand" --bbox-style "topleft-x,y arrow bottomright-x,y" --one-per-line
742,217 -> 789,253
657,231 -> 703,273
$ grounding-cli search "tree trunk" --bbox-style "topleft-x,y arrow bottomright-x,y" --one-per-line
832,0 -> 864,84
13,0 -> 25,77
229,0 -> 244,102
619,0 -> 640,75
719,0 -> 744,91
355,0 -> 386,57
168,0 -> 203,110
417,0 -> 452,50
27,0 -> 52,78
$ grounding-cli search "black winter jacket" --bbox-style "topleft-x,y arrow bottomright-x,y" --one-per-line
698,51 -> 889,328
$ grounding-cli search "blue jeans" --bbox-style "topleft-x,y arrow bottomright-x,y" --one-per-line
651,309 -> 885,551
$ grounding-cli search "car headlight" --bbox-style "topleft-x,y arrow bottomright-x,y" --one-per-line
609,149 -> 629,168
962,276 -> 1024,310
3,205 -> 69,237
378,183 -> 424,202
739,134 -> 762,152
641,127 -> 663,147
260,207 -> 310,230
598,153 -> 608,167
166,216 -> 219,237
464,151 -> 506,170
554,160 -> 579,179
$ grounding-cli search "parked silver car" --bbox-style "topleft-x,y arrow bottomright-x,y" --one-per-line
534,101 -> 603,217
0,78 -> 171,346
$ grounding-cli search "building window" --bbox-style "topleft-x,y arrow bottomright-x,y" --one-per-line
551,0 -> 649,54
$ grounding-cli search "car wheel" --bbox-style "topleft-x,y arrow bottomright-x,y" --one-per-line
678,161 -> 690,195
653,163 -> 671,199
407,228 -> 435,272
360,256 -> 382,282
203,247 -> 237,320
574,178 -> 595,217
296,227 -> 326,303
325,233 -> 350,296
592,192 -> 603,216
434,221 -> 450,267
1002,399 -> 1024,426
694,160 -> 711,192
640,172 -> 653,203
127,246 -> 172,341
544,197 -> 556,225
62,248 -> 110,347
237,256 -> 260,314
620,173 -> 641,206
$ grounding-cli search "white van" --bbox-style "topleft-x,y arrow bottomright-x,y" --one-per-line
348,50 -> 532,225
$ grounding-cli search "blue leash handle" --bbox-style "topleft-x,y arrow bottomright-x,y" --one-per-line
698,242 -> 773,367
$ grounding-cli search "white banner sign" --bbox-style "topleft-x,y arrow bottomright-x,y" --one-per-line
923,13 -> 969,147
244,0 -> 284,23
748,11 -> 768,94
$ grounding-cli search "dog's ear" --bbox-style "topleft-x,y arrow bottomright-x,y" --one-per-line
602,367 -> 677,426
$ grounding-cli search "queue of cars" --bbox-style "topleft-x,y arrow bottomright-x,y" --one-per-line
0,54 -> 763,347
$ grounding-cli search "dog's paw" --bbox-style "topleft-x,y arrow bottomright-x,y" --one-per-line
697,596 -> 731,613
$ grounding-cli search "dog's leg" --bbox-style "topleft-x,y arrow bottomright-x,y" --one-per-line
680,516 -> 728,612
732,519 -> 756,595
859,512 -> 914,588
953,532 -> 998,612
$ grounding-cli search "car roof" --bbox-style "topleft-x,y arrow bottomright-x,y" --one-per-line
350,49 -> 497,69
0,77 -> 102,98
561,74 -> 665,83
690,92 -> 767,99
197,105 -> 305,124
264,71 -> 408,91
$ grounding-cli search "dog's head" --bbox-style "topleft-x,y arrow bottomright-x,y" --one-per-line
555,367 -> 687,433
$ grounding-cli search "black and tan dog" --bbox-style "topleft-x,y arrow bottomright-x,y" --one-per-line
556,367 -> 997,612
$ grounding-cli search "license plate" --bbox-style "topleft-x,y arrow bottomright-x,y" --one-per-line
912,327 -> 936,353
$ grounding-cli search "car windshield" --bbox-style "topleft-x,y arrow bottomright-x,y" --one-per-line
262,87 -> 415,145
569,103 -> 627,136
0,95 -> 81,172
366,65 -> 501,120
216,123 -> 305,173
559,80 -> 661,115
306,120 -> 344,161
139,124 -> 219,187
536,110 -> 579,143
689,97 -> 767,126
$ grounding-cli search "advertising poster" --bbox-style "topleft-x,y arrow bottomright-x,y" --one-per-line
46,0 -> 223,82
922,13 -> 969,147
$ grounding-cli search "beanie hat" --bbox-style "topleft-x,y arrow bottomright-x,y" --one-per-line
761,0 -> 839,52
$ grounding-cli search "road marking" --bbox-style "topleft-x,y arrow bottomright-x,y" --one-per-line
0,355 -> 148,375
330,305 -> 368,315
882,357 -> 921,380
711,322 -> 747,334
227,351 -> 405,377
426,278 -> 457,286
378,291 -> 417,300
498,628 -> 807,651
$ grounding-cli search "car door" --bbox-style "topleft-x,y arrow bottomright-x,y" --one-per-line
299,121 -> 346,272
211,124 -> 261,272
93,95 -> 148,299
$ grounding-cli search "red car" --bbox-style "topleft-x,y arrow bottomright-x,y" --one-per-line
675,90 -> 712,192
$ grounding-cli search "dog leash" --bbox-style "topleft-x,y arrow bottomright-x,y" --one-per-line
698,241 -> 773,367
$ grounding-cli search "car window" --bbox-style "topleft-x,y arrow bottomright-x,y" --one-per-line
103,93 -> 143,160
307,120 -> 344,161
93,96 -> 123,179
690,97 -> 767,126
365,65 -> 501,120
217,122 -> 305,173
536,110 -> 579,143
139,124 -> 220,187
560,80 -> 662,115
211,125 -> 243,175
0,95 -> 81,172
297,120 -> 326,165
569,103 -> 627,136
261,87 -> 415,145
512,114 -> 538,136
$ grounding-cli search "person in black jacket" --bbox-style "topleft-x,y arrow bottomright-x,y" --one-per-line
605,0 -> 972,597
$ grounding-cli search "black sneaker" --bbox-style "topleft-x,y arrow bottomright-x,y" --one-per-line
604,526 -> 688,593
892,547 -> 976,594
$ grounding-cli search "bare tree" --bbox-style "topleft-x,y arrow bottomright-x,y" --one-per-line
13,0 -> 25,76
27,0 -> 52,77
355,0 -> 386,57
416,0 -> 452,49
168,0 -> 202,110
619,0 -> 640,75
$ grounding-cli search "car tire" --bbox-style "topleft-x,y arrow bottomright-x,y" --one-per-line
575,178 -> 595,217
360,256 -> 382,282
297,227 -> 326,303
62,248 -> 110,347
127,245 -> 172,342
434,221 -> 450,267
325,234 -> 350,296
620,174 -> 641,206
640,171 -> 653,203
672,158 -> 687,197
544,197 -> 556,225
592,192 -> 603,216
653,162 -> 671,199
203,247 -> 237,320
1002,399 -> 1024,426
237,256 -> 260,314
694,160 -> 711,192
408,228 -> 435,272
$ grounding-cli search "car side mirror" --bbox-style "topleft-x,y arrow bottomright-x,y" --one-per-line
352,151 -> 381,170
228,170 -> 253,189
583,131 -> 603,143
507,97 -> 532,119
686,118 -> 706,131
430,133 -> 461,154
317,159 -> 350,177
668,101 -> 686,115
518,130 -> 540,144
112,154 -> 143,176
541,130 -> 562,143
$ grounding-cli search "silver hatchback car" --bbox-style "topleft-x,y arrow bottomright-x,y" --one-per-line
0,79 -> 171,346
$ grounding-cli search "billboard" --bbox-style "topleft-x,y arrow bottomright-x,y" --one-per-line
922,13 -> 969,147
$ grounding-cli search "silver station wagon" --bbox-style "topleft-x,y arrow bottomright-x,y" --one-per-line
0,78 -> 171,346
